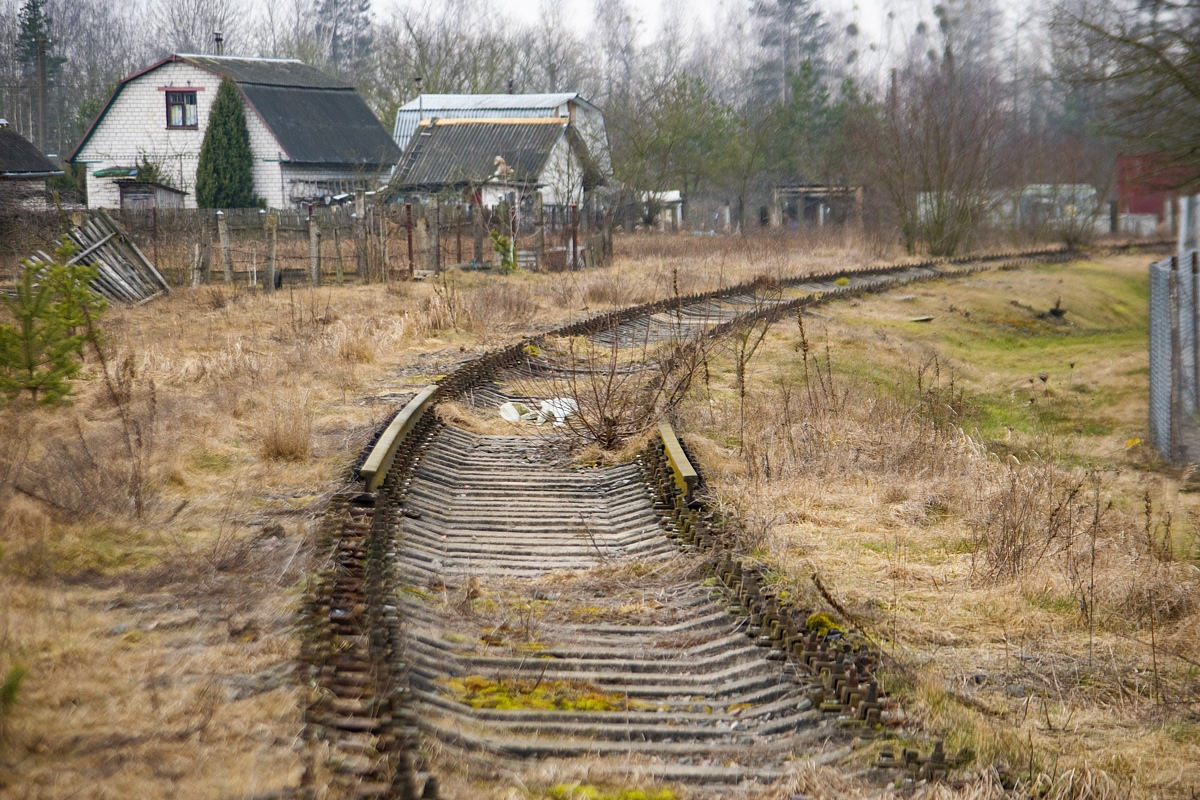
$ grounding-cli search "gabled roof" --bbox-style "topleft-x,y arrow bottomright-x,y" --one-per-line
391,118 -> 569,191
0,125 -> 62,178
69,55 -> 400,169
393,92 -> 598,152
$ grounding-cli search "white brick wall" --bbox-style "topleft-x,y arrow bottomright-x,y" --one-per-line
76,60 -> 286,209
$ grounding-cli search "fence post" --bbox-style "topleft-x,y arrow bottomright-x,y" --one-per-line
352,191 -> 366,281
1170,256 -> 1183,460
333,221 -> 345,285
265,212 -> 278,292
456,206 -> 463,265
534,192 -> 545,270
405,201 -> 415,280
200,215 -> 212,281
217,211 -> 233,282
309,213 -> 321,286
473,203 -> 484,265
429,196 -> 441,273
1193,251 -> 1199,412
571,202 -> 579,269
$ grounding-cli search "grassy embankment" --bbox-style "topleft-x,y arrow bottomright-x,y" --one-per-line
680,254 -> 1199,798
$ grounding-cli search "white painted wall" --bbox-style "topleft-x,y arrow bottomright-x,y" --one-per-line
75,60 -> 286,209
538,134 -> 584,207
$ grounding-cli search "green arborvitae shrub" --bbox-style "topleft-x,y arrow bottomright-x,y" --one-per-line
0,238 -> 105,405
195,76 -> 258,209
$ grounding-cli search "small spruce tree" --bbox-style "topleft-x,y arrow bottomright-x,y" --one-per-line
195,76 -> 258,208
0,239 -> 102,405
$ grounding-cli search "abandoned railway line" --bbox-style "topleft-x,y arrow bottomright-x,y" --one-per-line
299,247 -> 1084,799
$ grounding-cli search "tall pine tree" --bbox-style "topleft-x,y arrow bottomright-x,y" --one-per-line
16,0 -> 65,77
195,77 -> 258,209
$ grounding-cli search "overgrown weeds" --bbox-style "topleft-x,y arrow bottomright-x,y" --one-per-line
257,391 -> 313,460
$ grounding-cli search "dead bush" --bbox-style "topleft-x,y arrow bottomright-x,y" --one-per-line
968,462 -> 1089,583
464,282 -> 540,333
257,392 -> 313,461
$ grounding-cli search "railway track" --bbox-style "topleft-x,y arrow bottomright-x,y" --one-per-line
297,246 -> 1115,798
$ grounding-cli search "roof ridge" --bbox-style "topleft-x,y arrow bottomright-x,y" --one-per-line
176,54 -> 304,63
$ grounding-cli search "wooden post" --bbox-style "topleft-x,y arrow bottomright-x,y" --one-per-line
191,243 -> 202,288
429,196 -> 441,273
333,222 -> 344,285
534,192 -> 545,270
405,203 -> 414,278
309,215 -> 321,286
265,212 -> 278,292
200,216 -> 212,281
570,202 -> 579,269
355,191 -> 368,280
217,211 -> 233,282
456,206 -> 463,265
473,203 -> 484,265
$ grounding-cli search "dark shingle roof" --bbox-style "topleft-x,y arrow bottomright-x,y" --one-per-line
180,55 -> 352,89
393,119 -> 567,189
239,83 -> 400,167
0,126 -> 62,177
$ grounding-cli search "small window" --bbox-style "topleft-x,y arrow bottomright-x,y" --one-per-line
166,91 -> 197,129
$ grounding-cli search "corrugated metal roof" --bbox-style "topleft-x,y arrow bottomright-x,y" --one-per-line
392,93 -> 596,153
239,84 -> 401,167
178,55 -> 352,89
392,118 -> 567,190
0,126 -> 62,177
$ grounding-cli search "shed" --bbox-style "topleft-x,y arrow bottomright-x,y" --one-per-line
0,119 -> 63,211
117,179 -> 187,210
389,117 -> 602,207
393,93 -> 611,175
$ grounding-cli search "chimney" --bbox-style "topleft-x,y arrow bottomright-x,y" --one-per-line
507,77 -> 514,94
214,29 -> 224,55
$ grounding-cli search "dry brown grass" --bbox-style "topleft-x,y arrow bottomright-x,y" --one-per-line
678,254 -> 1200,798
0,233 -> 885,797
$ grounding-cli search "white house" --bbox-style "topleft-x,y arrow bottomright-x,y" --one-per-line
387,117 -> 603,208
68,54 -> 400,209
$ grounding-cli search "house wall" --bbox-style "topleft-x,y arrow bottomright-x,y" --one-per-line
538,136 -> 584,207
75,60 -> 287,209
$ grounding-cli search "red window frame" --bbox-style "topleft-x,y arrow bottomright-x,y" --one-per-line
166,90 -> 198,129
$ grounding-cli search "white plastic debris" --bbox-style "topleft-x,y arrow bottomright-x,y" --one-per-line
537,397 -> 578,426
498,401 -> 532,422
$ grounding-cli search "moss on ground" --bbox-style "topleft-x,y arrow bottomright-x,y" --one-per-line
441,675 -> 643,712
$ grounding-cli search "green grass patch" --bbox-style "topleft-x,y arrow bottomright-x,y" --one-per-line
442,675 -> 643,712
190,449 -> 234,473
1024,590 -> 1078,616
545,785 -> 677,800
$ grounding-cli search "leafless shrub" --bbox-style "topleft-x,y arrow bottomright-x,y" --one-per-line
257,392 -> 313,461
969,462 -> 1088,583
517,328 -> 709,450
13,355 -> 166,524
463,283 -> 540,333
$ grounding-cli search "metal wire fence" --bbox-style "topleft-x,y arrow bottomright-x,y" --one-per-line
1148,250 -> 1200,462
